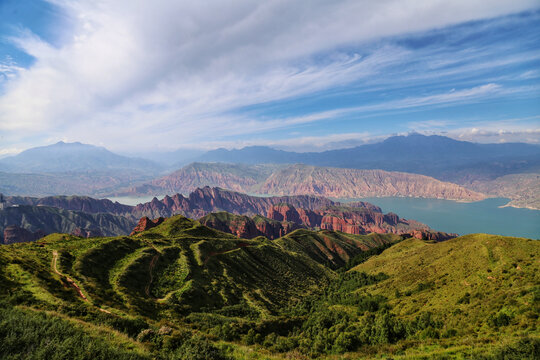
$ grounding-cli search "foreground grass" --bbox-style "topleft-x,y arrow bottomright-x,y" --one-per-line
0,216 -> 538,359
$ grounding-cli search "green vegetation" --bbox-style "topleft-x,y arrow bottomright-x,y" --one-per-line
0,215 -> 538,359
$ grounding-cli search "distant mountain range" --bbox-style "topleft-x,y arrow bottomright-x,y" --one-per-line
121,162 -> 485,202
0,169 -> 157,197
198,134 -> 540,183
0,141 -> 164,173
0,141 -> 166,197
1,135 -> 539,208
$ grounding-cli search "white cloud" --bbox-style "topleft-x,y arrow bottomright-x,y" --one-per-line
410,116 -> 540,144
0,0 -> 538,151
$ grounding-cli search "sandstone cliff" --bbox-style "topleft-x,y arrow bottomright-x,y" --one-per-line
198,212 -> 302,239
257,164 -> 485,201
266,204 -> 456,241
116,162 -> 486,202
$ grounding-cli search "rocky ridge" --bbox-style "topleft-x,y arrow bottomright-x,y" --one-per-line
145,199 -> 457,241
122,162 -> 486,202
257,165 -> 485,201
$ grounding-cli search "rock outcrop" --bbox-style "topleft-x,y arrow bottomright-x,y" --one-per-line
198,212 -> 302,240
266,204 -> 322,228
130,216 -> 166,235
2,225 -> 46,244
197,203 -> 456,242
132,186 -> 338,219
265,204 -> 456,241
0,205 -> 136,244
6,195 -> 132,215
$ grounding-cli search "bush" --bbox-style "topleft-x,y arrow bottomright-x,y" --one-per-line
168,335 -> 229,360
493,337 -> 540,360
0,306 -> 149,360
489,311 -> 513,328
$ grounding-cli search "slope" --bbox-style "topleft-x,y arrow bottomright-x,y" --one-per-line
469,172 -> 540,210
351,233 -> 540,356
275,229 -> 402,269
0,221 -> 537,359
257,164 -> 484,201
124,161 -> 486,202
0,205 -> 135,244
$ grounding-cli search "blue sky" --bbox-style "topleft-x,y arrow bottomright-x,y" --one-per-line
0,0 -> 539,155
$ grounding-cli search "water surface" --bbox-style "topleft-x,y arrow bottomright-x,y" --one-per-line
104,195 -> 168,206
345,197 -> 540,239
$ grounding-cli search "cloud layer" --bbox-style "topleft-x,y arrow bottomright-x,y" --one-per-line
0,0 -> 539,152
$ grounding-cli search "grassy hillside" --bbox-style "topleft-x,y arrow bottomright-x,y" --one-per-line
0,219 -> 537,359
353,234 -> 540,357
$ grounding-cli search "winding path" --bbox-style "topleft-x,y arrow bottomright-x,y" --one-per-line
52,250 -> 88,301
52,250 -> 111,314
145,253 -> 160,298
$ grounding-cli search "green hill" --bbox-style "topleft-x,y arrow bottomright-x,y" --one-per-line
352,234 -> 540,357
0,218 -> 537,359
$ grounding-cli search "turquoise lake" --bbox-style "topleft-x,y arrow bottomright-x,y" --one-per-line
349,197 -> 540,239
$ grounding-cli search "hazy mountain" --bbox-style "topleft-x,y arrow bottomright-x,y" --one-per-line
197,134 -> 540,182
0,141 -> 164,173
121,162 -> 485,202
145,162 -> 283,194
0,170 -> 155,197
200,145 -> 299,164
123,148 -> 206,168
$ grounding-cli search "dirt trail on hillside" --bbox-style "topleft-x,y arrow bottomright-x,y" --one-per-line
52,250 -> 88,301
145,253 -> 159,298
52,250 -> 111,314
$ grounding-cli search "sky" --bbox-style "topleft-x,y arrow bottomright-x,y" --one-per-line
0,0 -> 539,155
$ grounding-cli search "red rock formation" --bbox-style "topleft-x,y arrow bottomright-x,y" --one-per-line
2,225 -> 46,245
132,186 -> 337,220
266,204 -> 322,228
130,216 -> 166,235
266,204 -> 456,241
198,212 -> 303,240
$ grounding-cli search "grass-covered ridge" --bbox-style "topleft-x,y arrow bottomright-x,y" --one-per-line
352,233 -> 540,357
0,217 -> 538,359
